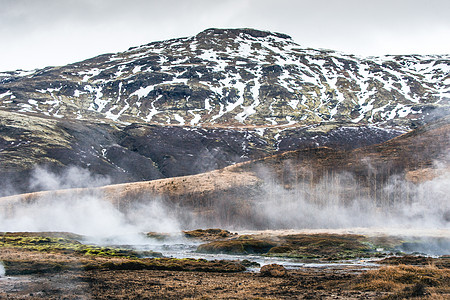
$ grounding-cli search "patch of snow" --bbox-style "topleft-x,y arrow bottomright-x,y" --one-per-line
190,111 -> 201,125
205,98 -> 213,112
238,42 -> 252,57
189,41 -> 198,52
132,65 -> 142,73
254,127 -> 266,137
84,85 -> 108,112
145,95 -> 163,121
0,91 -> 12,98
170,77 -> 189,85
266,117 -> 278,125
18,103 -> 33,113
79,68 -> 101,82
288,99 -> 299,110
115,65 -> 126,77
104,82 -> 128,121
131,85 -> 155,99
285,116 -> 296,125
15,70 -> 37,77
174,113 -> 185,125
37,87 -> 62,94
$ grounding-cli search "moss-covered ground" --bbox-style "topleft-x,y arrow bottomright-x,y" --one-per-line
0,232 -> 245,276
196,232 -> 408,260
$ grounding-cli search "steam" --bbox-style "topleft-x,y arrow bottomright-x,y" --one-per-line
0,262 -> 4,277
29,166 -> 111,191
0,166 -> 180,244
254,168 -> 450,230
1,159 -> 449,255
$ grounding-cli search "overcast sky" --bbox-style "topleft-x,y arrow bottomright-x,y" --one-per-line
1,0 -> 449,71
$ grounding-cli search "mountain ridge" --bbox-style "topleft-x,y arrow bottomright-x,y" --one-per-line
1,28 -> 449,130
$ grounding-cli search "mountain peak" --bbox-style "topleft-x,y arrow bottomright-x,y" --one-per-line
196,28 -> 292,40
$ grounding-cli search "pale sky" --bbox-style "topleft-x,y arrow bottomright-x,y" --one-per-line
1,0 -> 449,71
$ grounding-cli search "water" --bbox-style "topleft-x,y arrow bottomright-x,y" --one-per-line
127,237 -> 381,272
88,227 -> 450,271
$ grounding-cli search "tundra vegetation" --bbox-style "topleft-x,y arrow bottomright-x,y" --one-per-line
1,230 -> 448,299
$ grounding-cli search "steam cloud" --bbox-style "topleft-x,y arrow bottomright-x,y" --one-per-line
0,261 -> 5,277
0,166 -> 180,244
29,166 -> 112,191
0,160 -> 449,252
255,169 -> 450,230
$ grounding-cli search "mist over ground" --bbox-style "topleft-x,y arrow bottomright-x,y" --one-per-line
0,163 -> 448,243
256,169 -> 450,230
0,261 -> 5,277
0,167 -> 180,244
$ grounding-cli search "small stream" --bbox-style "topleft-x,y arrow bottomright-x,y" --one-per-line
119,238 -> 382,272
86,227 -> 450,272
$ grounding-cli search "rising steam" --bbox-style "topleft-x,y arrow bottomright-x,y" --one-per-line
0,166 -> 180,244
255,168 -> 450,230
29,166 -> 112,191
0,262 -> 5,277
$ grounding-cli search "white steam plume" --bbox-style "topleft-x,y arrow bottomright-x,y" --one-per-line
255,169 -> 450,230
0,166 -> 180,244
29,166 -> 111,191
0,262 -> 5,277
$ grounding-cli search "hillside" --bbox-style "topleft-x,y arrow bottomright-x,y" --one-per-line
2,115 -> 449,228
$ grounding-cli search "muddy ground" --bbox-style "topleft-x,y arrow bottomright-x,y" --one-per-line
1,231 -> 449,299
0,258 -> 384,299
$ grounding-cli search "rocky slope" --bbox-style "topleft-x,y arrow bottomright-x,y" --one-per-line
1,28 -> 449,128
0,108 -> 402,195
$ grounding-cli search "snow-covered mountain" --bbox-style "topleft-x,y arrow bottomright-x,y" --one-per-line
1,28 -> 449,129
1,28 -> 449,194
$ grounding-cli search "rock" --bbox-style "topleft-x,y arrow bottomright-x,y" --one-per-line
196,239 -> 278,254
260,264 -> 287,277
183,229 -> 233,241
240,259 -> 260,268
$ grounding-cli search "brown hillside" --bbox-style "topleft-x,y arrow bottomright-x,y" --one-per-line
1,116 -> 449,227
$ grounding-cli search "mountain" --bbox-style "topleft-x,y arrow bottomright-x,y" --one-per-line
1,28 -> 449,128
0,28 -> 449,194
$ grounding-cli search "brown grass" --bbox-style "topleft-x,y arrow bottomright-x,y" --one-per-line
353,264 -> 450,298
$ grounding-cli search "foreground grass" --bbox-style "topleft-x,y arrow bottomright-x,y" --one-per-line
0,232 -> 141,258
1,231 -> 449,299
352,264 -> 450,299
